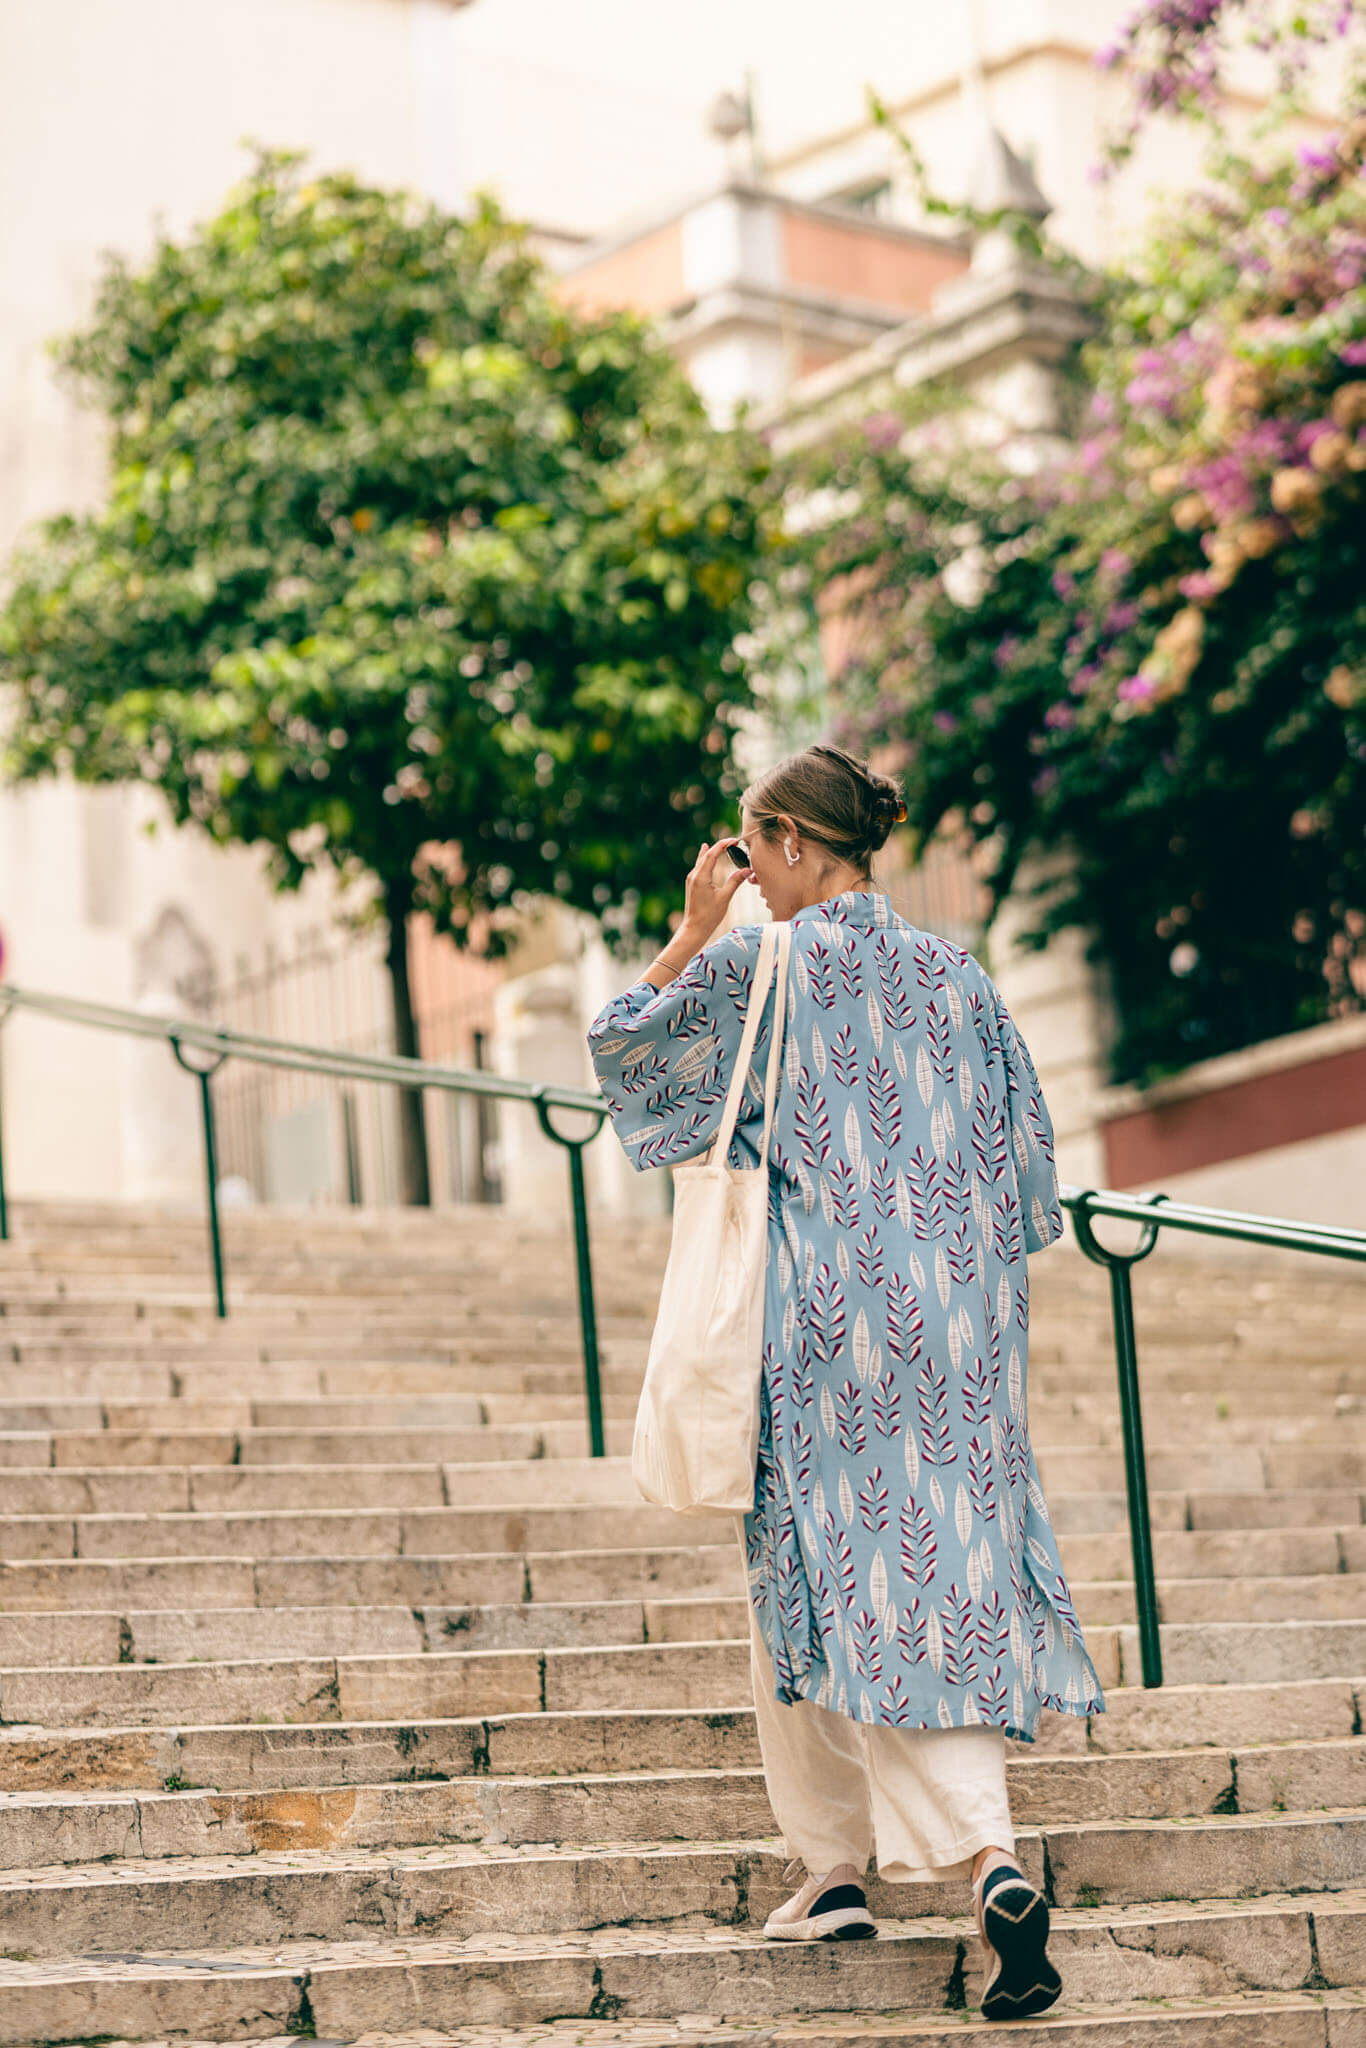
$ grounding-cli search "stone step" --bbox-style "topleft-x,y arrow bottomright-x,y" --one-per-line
5,1816 -> 1366,1956
431,1450 -> 1366,1507
0,1552 -> 532,1611
8,1571 -> 1343,1674
6,1615 -> 1366,1729
9,1734 -> 1366,1867
5,1901 -> 1366,2046
10,1417 -> 1343,1482
0,1421 -> 632,1468
0,1464 -> 470,1514
7,1954 -> 1366,2048
0,1528 -> 1349,1616
10,1599 -> 1366,1698
0,1360 -> 637,1400
4,1488 -> 1366,1571
3,1673 -> 1363,1794
0,1500 -> 726,1560
522,1526 -> 1361,1598
9,1395 -> 1366,1453
0,1637 -> 763,1727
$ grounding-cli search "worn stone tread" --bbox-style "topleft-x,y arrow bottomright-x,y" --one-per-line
8,1894 -> 1366,2043
6,1736 -> 1366,1865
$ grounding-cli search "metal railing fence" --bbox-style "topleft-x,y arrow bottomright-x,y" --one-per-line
1,980 -> 1363,1690
0,982 -> 608,1454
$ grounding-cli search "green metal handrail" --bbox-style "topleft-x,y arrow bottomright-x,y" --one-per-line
1058,1184 -> 1366,1693
0,982 -> 610,1457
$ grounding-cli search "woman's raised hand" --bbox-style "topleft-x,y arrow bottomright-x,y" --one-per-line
676,838 -> 752,949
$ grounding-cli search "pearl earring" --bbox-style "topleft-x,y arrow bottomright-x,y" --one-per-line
784,842 -> 800,866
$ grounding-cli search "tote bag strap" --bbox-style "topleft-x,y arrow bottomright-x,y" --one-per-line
757,920 -> 792,1157
710,920 -> 791,1167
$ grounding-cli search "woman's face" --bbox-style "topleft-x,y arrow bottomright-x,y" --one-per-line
734,805 -> 805,920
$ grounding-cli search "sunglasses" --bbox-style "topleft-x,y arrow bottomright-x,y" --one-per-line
723,840 -> 753,871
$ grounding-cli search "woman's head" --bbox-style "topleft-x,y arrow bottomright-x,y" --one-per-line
734,742 -> 907,919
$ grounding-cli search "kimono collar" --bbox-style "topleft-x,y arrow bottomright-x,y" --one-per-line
788,889 -> 898,932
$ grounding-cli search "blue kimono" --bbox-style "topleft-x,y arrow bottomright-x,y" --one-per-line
587,888 -> 1107,1742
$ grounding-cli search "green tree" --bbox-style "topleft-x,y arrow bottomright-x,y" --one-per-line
0,152 -> 771,1201
779,125 -> 1366,1082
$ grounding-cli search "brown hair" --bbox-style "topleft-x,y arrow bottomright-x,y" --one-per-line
741,742 -> 907,871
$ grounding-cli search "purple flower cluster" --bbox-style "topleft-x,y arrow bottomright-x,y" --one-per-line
1097,0 -> 1362,170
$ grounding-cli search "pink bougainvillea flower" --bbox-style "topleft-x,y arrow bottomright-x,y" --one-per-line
862,412 -> 904,451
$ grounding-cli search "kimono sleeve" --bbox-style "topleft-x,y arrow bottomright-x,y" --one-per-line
991,986 -> 1064,1254
585,926 -> 772,1173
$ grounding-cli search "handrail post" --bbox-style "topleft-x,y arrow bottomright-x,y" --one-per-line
1068,1191 -> 1164,1688
170,1040 -> 229,1320
533,1093 -> 608,1458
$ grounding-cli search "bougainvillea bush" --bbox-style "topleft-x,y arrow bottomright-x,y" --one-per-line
1097,0 -> 1365,166
796,124 -> 1366,1083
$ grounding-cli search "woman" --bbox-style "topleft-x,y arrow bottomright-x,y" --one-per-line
587,743 -> 1107,2022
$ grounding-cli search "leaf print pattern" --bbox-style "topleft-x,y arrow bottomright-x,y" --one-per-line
837,936 -> 865,1000
993,1187 -> 1023,1265
913,934 -> 946,992
925,1000 -> 954,1082
972,1084 -> 1008,1183
858,1466 -> 890,1532
868,1159 -> 899,1220
947,1217 -> 978,1287
874,931 -> 917,1030
906,1146 -> 946,1240
940,1584 -> 979,1686
917,1358 -> 957,1466
899,1498 -> 938,1587
834,1380 -> 867,1457
795,1069 -> 832,1170
867,1058 -> 902,1148
831,1024 -> 860,1090
825,1160 -> 860,1231
885,1279 -> 924,1370
808,941 -> 837,1010
871,1367 -> 902,1438
807,1263 -> 846,1366
855,1226 -> 885,1292
586,897 -> 1102,1741
851,1608 -> 884,1681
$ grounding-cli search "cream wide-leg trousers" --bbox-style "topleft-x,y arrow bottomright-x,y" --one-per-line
742,1546 -> 1015,1885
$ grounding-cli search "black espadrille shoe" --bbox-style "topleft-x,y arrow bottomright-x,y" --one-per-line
973,1857 -> 1062,2020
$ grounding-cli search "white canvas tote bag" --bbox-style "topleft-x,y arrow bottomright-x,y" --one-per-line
631,919 -> 792,1516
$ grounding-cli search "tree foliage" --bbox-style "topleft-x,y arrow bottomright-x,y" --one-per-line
783,126 -> 1366,1083
0,152 -> 771,958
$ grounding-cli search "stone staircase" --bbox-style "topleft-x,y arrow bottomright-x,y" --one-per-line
0,1200 -> 1365,2046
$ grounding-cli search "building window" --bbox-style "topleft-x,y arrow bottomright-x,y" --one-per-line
826,178 -> 893,219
